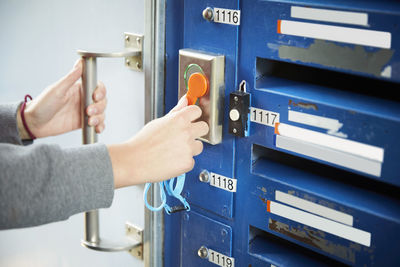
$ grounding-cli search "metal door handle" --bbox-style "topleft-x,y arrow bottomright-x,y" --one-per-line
77,49 -> 140,58
78,33 -> 144,253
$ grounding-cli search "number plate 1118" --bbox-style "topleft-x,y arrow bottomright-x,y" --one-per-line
210,172 -> 237,193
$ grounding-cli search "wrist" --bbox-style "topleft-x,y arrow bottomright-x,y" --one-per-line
107,142 -> 143,188
18,96 -> 38,140
17,104 -> 31,140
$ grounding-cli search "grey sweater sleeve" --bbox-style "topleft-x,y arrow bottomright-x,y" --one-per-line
0,102 -> 25,145
0,103 -> 115,229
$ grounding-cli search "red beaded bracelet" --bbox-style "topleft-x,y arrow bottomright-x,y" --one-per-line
20,94 -> 36,140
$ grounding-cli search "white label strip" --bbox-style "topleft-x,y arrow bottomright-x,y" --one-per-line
269,200 -> 371,247
210,172 -> 237,192
276,135 -> 382,176
208,249 -> 235,267
250,107 -> 280,127
291,6 -> 368,26
278,19 -> 391,49
276,123 -> 384,163
288,110 -> 343,132
275,190 -> 353,226
213,8 -> 241,25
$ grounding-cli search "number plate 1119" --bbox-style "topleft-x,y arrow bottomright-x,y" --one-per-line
208,249 -> 235,267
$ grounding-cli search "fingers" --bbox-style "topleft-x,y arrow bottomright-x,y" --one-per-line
96,123 -> 105,133
86,82 -> 107,132
92,81 -> 106,102
180,104 -> 202,122
54,59 -> 83,94
87,82 -> 107,114
169,95 -> 188,113
88,113 -> 105,127
192,140 -> 204,156
87,98 -> 107,116
190,121 -> 209,138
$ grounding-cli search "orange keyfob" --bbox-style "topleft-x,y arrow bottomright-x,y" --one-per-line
186,72 -> 209,105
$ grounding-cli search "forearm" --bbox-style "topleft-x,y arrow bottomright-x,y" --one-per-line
0,103 -> 26,144
107,142 -> 144,188
0,142 -> 114,229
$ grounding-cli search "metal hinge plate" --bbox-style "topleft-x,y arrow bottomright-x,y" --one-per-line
125,222 -> 144,260
124,33 -> 144,71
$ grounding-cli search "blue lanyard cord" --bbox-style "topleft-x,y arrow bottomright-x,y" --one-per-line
143,174 -> 190,214
143,182 -> 166,211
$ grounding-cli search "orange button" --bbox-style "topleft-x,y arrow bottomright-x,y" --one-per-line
187,72 -> 209,105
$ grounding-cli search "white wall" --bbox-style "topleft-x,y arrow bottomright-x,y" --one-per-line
0,1 -> 145,266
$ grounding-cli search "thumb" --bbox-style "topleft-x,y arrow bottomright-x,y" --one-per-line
53,59 -> 83,94
169,94 -> 188,113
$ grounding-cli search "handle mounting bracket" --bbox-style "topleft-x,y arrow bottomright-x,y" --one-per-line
124,33 -> 143,71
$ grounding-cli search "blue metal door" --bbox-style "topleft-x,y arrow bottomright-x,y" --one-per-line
164,1 -> 400,266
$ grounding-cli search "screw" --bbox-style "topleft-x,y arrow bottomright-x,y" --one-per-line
234,96 -> 238,102
126,59 -> 131,66
125,35 -> 130,42
233,128 -> 237,133
136,37 -> 141,46
222,205 -> 229,215
202,7 -> 214,21
198,246 -> 209,259
136,61 -> 141,69
199,170 -> 210,183
221,229 -> 228,237
137,251 -> 142,257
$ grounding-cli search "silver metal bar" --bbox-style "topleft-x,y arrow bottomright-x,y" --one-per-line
84,210 -> 100,243
81,56 -> 100,245
82,57 -> 98,145
77,49 -> 140,58
154,0 -> 166,119
79,48 -> 142,252
144,0 -> 166,266
144,0 -> 155,123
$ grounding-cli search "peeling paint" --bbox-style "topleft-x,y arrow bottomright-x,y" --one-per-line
261,187 -> 267,193
289,99 -> 318,110
256,186 -> 268,195
269,218 -> 358,264
260,196 -> 268,204
300,193 -> 350,215
278,40 -> 394,77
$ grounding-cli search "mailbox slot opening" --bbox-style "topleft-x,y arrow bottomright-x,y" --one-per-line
251,144 -> 400,199
248,225 -> 348,266
255,57 -> 400,102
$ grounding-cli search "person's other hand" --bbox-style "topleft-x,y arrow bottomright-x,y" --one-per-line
108,96 -> 209,188
19,59 -> 107,139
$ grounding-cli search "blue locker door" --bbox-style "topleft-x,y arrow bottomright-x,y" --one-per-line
164,1 -> 239,266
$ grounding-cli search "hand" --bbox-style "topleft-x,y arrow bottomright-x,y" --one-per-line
17,59 -> 107,139
108,96 -> 209,188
